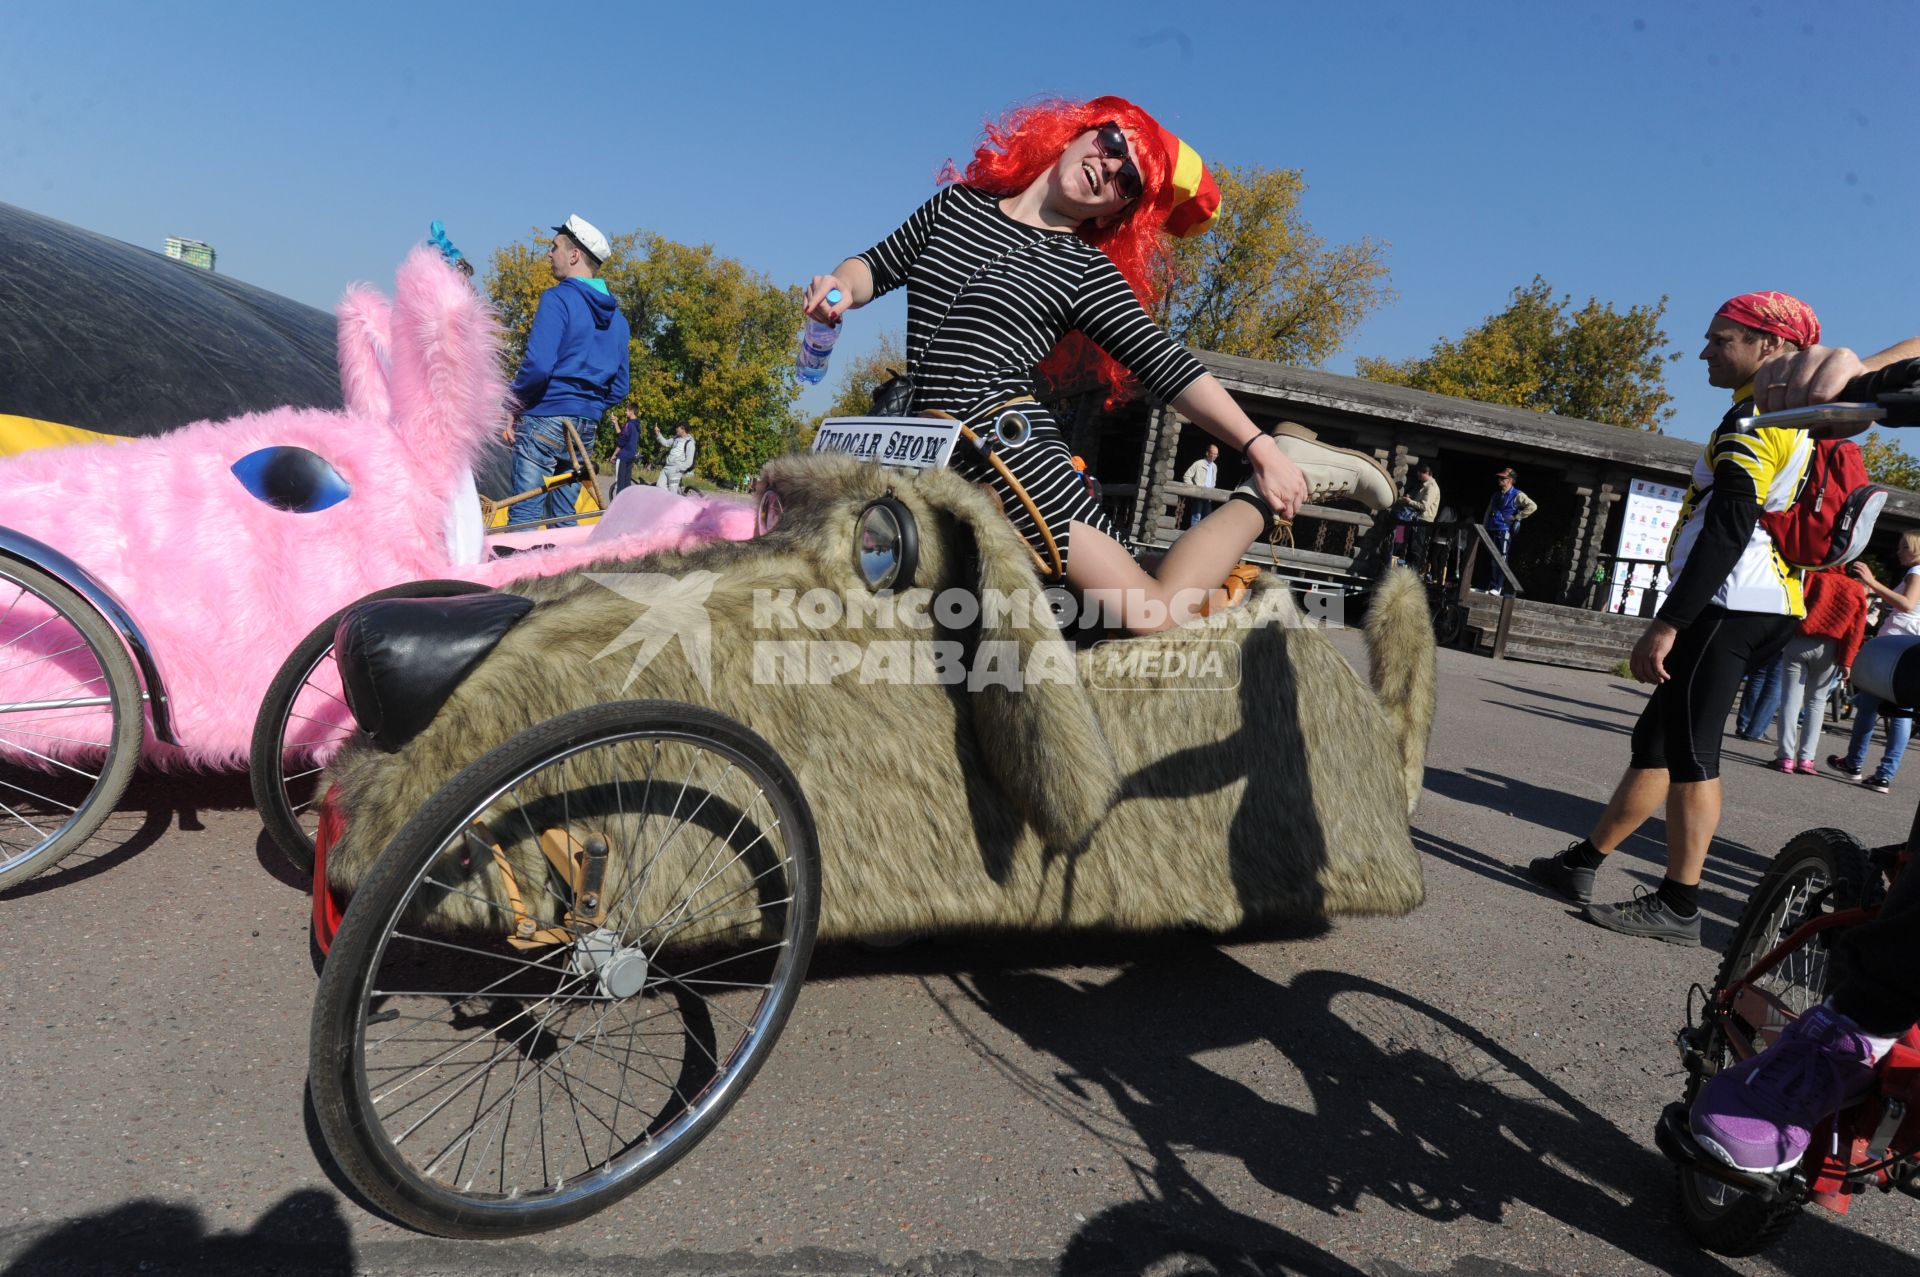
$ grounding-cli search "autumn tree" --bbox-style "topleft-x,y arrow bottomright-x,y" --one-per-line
1151,164 -> 1393,366
1859,431 -> 1920,492
1356,277 -> 1679,430
488,228 -> 804,487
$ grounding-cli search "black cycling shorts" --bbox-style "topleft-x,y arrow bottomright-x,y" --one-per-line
1629,606 -> 1797,783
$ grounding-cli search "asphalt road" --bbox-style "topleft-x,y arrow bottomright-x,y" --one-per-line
3,633 -> 1916,1276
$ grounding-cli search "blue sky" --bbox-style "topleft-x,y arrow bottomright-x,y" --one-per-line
6,0 -> 1916,442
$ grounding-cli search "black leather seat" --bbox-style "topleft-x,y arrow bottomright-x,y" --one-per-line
335,591 -> 536,752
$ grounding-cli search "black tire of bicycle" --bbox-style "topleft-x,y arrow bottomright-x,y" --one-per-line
248,579 -> 488,877
308,699 -> 820,1238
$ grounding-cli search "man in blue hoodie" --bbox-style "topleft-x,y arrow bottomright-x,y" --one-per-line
504,214 -> 630,528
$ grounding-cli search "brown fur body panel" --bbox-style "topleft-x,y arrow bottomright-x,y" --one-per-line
1363,567 -> 1438,813
322,454 -> 1427,942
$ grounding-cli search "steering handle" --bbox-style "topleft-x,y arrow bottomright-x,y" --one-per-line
1735,391 -> 1920,440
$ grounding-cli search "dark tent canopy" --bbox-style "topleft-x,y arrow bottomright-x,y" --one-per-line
0,201 -> 341,446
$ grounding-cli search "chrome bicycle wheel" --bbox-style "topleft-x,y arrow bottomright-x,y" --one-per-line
309,700 -> 819,1237
0,557 -> 144,891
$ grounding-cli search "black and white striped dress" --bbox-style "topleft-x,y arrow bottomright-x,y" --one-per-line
855,184 -> 1208,568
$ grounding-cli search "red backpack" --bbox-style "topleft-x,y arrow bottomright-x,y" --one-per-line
1759,437 -> 1886,570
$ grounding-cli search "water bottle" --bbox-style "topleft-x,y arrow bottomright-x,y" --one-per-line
795,288 -> 842,385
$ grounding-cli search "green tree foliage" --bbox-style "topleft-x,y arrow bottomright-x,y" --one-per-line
487,228 -> 804,487
1858,430 -> 1920,492
1355,277 -> 1680,430
1151,164 -> 1393,366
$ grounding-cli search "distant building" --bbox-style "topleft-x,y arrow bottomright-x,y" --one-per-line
163,236 -> 216,271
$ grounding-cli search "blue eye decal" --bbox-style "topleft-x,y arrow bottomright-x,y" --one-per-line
231,447 -> 352,513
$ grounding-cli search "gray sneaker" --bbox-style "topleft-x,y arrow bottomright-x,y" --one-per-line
1583,887 -> 1701,946
1527,844 -> 1595,903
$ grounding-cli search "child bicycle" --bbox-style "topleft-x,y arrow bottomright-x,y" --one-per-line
1657,373 -> 1920,1256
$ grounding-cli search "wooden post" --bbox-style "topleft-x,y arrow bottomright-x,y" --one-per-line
1562,484 -> 1595,602
1134,406 -> 1186,545
1580,476 -> 1625,611
1493,594 -> 1517,660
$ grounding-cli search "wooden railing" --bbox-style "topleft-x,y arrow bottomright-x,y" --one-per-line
1580,554 -> 1670,616
1160,481 -> 1377,581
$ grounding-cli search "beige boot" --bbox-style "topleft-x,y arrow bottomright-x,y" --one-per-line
1266,432 -> 1394,511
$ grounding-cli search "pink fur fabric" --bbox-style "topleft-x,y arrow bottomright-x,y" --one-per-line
0,250 -> 751,770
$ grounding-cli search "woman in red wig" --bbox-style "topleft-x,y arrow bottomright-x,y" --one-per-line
803,94 -> 1390,633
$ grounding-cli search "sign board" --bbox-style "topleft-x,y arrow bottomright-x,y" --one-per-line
811,417 -> 962,472
1607,477 -> 1686,615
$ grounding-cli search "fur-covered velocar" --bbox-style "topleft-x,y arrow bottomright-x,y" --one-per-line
322,448 -> 1434,943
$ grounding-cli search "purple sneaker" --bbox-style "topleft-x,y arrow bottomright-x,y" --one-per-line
1689,1005 -> 1881,1173
1795,760 -> 1818,775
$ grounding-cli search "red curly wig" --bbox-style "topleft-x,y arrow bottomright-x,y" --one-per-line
939,95 -> 1186,403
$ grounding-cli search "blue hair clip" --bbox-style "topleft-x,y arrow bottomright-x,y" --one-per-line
428,220 -> 474,278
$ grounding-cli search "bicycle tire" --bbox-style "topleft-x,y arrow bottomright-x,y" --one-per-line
249,579 -> 486,877
309,700 -> 819,1237
1674,827 -> 1871,1257
0,557 -> 145,891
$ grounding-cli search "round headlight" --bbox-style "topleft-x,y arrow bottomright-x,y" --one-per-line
992,408 -> 1032,450
755,487 -> 783,537
857,497 -> 918,591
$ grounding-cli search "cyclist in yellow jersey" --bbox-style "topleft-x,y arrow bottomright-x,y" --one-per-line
1527,292 -> 1821,945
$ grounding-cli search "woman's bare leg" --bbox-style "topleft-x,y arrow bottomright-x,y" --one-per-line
1064,502 -> 1265,635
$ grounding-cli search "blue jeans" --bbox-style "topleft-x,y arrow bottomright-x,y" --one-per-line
508,415 -> 586,529
1844,692 -> 1913,783
1736,653 -> 1785,740
1482,527 -> 1514,594
1187,499 -> 1214,529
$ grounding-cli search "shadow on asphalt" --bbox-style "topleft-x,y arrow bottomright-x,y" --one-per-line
925,942 -> 1914,1277
1488,699 -> 1639,739
0,770 -> 255,902
1418,765 -> 1791,938
0,1189 -> 355,1276
1482,679 -> 1643,718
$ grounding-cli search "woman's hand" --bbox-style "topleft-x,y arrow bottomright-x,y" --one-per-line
1247,435 -> 1308,521
803,275 -> 850,323
1851,561 -> 1879,586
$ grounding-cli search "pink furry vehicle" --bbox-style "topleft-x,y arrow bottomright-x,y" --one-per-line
0,248 -> 752,891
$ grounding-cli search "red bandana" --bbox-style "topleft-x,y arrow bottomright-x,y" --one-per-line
1714,291 -> 1820,348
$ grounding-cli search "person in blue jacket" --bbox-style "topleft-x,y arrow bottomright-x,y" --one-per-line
1479,466 -> 1538,595
503,214 -> 630,528
612,407 -> 642,496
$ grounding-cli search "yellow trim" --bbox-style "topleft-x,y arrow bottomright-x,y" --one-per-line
0,415 -> 125,457
484,481 -> 604,528
1171,139 -> 1204,201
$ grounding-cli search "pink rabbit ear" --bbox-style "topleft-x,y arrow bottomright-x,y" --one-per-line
335,283 -> 393,420
385,246 -> 510,475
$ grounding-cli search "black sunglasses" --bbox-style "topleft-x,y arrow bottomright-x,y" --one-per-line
1092,122 -> 1143,203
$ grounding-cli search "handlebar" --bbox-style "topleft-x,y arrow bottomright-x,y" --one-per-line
1735,390 -> 1920,439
